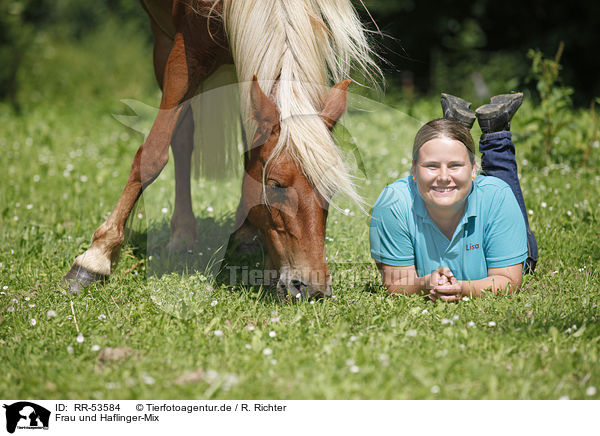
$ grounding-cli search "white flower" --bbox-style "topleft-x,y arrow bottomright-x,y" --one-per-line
76,334 -> 85,343
421,309 -> 428,315
349,335 -> 357,342
452,315 -> 459,321
67,346 -> 74,354
406,329 -> 417,337
98,314 -> 106,320
269,331 -> 276,338
441,318 -> 453,325
142,374 -> 155,385
91,345 -> 101,351
343,208 -> 350,216
567,210 -> 572,216
586,386 -> 597,396
467,321 -> 476,328
30,319 -> 37,326
528,209 -> 533,215
245,344 -> 252,349
210,300 -> 218,306
349,365 -> 359,373
247,325 -> 255,331
137,213 -> 144,219
47,310 -> 57,319
262,348 -> 273,356
206,206 -> 214,213
28,304 -> 35,308
488,321 -> 496,327
2,285 -> 7,290
161,207 -> 168,214
270,359 -> 277,365
430,385 -> 440,394
541,202 -> 547,208
214,330 -> 224,337
24,296 -> 30,301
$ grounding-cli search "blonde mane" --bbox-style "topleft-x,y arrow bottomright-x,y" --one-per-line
219,0 -> 380,206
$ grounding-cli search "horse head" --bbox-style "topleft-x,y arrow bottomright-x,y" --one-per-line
241,77 -> 350,299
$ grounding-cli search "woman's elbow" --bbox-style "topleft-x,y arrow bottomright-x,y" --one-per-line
509,275 -> 523,293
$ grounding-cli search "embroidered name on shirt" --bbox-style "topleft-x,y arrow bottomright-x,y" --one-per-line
466,243 -> 480,251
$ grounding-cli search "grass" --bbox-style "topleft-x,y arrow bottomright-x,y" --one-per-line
1,24 -> 599,400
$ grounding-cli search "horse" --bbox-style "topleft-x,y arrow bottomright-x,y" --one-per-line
61,0 -> 379,299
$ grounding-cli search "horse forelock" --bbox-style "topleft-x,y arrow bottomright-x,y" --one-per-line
221,0 -> 380,209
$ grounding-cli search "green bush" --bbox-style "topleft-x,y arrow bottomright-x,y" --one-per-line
519,44 -> 599,169
0,1 -> 36,110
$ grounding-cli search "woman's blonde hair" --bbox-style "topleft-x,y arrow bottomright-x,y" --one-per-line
412,118 -> 475,164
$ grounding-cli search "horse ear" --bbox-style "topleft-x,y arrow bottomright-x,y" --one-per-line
250,75 -> 279,128
320,79 -> 351,130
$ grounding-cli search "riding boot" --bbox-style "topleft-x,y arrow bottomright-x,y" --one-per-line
475,93 -> 523,134
440,93 -> 476,129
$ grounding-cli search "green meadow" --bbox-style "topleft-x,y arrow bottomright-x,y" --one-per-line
1,24 -> 599,400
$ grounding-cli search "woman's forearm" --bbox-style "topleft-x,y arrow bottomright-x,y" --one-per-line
383,273 -> 431,295
459,274 -> 520,298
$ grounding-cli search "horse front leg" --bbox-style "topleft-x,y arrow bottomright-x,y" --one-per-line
166,106 -> 197,252
61,32 -> 211,292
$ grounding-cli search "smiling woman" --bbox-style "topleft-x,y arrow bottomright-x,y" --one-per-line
370,93 -> 537,302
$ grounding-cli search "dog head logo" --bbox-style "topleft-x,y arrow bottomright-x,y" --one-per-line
3,402 -> 50,434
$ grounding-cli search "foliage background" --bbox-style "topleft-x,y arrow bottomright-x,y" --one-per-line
2,0 -> 600,106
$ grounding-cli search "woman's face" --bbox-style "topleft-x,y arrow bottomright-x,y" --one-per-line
413,137 -> 476,214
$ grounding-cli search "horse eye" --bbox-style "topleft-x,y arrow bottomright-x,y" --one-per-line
266,178 -> 284,188
265,179 -> 288,202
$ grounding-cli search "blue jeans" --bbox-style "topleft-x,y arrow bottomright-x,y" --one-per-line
479,131 -> 538,273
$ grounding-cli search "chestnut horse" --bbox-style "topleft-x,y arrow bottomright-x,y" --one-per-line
62,0 -> 378,298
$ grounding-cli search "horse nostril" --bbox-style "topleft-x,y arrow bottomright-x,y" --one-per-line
290,278 -> 305,290
287,278 -> 309,299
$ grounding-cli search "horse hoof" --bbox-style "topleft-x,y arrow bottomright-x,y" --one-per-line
166,237 -> 196,253
60,263 -> 107,293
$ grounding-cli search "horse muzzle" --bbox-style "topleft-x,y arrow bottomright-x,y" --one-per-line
276,269 -> 332,300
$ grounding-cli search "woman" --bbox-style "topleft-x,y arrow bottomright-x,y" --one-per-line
369,93 -> 538,302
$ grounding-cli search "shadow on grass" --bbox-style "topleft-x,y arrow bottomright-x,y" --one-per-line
124,214 -> 282,300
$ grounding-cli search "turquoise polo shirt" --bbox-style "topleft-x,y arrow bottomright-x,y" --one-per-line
369,175 -> 527,281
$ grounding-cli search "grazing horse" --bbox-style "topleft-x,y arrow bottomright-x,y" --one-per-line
62,0 -> 379,298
